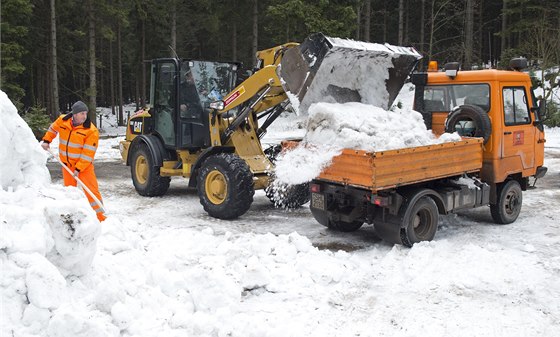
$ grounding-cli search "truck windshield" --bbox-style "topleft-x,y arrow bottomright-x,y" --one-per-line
423,84 -> 490,113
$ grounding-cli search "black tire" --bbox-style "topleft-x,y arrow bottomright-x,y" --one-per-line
328,219 -> 364,232
400,196 -> 439,247
197,153 -> 254,219
130,142 -> 170,196
445,104 -> 492,144
264,145 -> 310,208
490,180 -> 522,224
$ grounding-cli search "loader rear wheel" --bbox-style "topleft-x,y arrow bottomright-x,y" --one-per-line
130,143 -> 170,196
264,145 -> 310,208
400,196 -> 439,247
328,219 -> 363,232
490,180 -> 522,224
445,104 -> 492,144
197,153 -> 254,219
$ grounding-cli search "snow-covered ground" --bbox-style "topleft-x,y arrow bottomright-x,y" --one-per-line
2,87 -> 560,337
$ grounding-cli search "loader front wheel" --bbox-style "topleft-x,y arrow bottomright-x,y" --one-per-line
130,143 -> 170,196
197,153 -> 254,219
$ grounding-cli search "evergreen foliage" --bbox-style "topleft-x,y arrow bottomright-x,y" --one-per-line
0,0 -> 558,116
0,0 -> 33,109
22,105 -> 52,140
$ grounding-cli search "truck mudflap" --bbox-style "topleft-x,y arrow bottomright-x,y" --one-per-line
280,32 -> 422,113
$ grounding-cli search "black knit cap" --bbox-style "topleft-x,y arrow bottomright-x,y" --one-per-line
71,101 -> 88,114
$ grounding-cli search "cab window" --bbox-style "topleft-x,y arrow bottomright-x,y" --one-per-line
422,84 -> 490,113
503,87 -> 530,125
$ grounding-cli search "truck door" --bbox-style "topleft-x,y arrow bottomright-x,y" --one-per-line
500,85 -> 534,169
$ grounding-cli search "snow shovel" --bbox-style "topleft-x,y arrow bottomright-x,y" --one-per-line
47,148 -> 107,214
280,32 -> 422,113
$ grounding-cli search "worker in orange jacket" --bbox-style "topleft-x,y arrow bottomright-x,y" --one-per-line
41,101 -> 106,222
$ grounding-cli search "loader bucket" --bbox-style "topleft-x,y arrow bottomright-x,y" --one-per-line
280,33 -> 422,113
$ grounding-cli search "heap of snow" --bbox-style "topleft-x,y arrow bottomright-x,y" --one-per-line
0,91 -> 101,335
273,102 -> 461,186
294,37 -> 421,114
0,92 -> 50,190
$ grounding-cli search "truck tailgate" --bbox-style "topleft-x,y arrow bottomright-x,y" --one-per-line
317,137 -> 483,191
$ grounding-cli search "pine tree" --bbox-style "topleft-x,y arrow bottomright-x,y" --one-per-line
0,0 -> 33,109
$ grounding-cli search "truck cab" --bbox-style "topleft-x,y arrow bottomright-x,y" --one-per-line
412,59 -> 547,192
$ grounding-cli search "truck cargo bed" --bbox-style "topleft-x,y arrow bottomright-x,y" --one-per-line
317,137 -> 483,192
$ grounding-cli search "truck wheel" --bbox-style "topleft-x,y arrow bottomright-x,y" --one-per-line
490,180 -> 522,224
264,145 -> 310,208
401,196 -> 439,247
328,219 -> 363,232
445,104 -> 492,144
197,153 -> 254,219
130,142 -> 170,196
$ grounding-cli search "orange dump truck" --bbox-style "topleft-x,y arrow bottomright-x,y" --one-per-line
309,58 -> 547,246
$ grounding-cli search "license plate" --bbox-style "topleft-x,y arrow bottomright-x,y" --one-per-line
311,193 -> 325,210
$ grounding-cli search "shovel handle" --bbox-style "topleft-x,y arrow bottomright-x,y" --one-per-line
47,148 -> 107,214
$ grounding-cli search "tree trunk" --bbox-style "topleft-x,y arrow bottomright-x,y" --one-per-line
501,0 -> 508,55
232,21 -> 237,61
252,0 -> 258,66
465,0 -> 474,69
110,38 -> 115,116
479,0 -> 483,65
364,0 -> 371,42
141,20 -> 146,107
398,0 -> 404,45
429,0 -> 435,60
117,21 -> 124,125
136,68 -> 141,110
171,2 -> 177,57
404,0 -> 409,44
355,2 -> 361,40
420,0 -> 425,55
50,0 -> 59,118
88,0 -> 97,126
383,2 -> 387,42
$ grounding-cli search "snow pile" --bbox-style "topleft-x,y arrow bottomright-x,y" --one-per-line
0,91 -> 101,336
296,37 -> 421,114
0,91 -> 50,190
273,102 -> 461,186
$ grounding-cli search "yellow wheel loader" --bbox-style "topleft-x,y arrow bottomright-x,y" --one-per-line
119,33 -> 420,219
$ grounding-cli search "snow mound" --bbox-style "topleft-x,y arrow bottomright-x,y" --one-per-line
0,91 -> 101,336
0,91 -> 50,190
273,102 -> 461,186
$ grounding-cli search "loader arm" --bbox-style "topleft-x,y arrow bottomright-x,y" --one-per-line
217,33 -> 422,122
219,64 -> 287,114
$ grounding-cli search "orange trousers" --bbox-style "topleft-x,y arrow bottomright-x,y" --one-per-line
62,164 -> 107,222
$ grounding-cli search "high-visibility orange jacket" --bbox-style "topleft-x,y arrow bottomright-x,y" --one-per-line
42,113 -> 99,172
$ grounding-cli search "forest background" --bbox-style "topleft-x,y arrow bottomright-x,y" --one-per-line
1,0 -> 559,127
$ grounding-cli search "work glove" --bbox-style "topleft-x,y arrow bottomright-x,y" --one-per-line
73,169 -> 80,178
41,142 -> 50,151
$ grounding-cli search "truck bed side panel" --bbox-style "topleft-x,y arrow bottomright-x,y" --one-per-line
318,138 -> 483,192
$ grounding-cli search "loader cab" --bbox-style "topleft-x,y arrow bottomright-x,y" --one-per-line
149,59 -> 239,149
